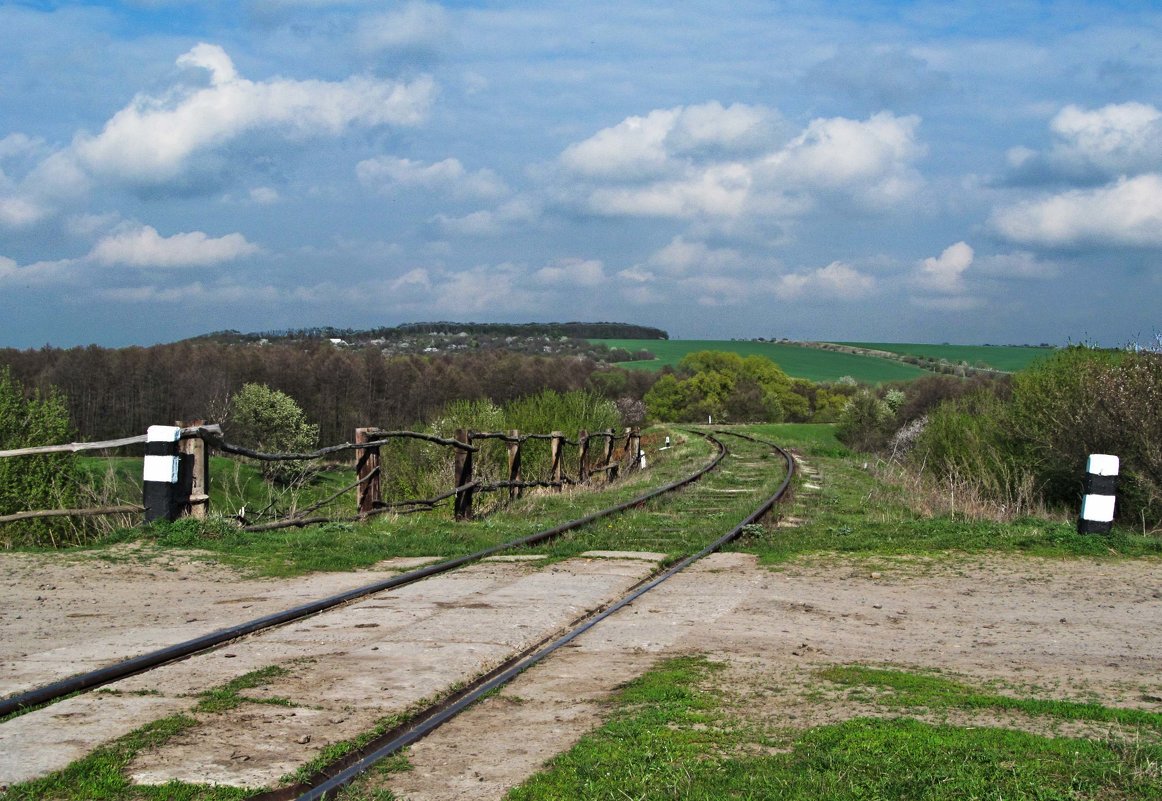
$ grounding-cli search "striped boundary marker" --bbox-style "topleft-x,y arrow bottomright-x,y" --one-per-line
1078,453 -> 1118,534
143,425 -> 181,523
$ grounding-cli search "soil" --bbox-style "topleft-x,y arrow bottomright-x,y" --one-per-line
1,544 -> 1160,798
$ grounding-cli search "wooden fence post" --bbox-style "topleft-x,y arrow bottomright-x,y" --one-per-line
550,431 -> 564,489
507,429 -> 522,500
177,421 -> 209,520
627,428 -> 641,472
578,429 -> 590,482
355,427 -> 382,515
603,429 -> 616,484
454,428 -> 474,519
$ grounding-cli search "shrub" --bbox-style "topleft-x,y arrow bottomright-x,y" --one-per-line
0,367 -> 79,547
227,383 -> 320,484
835,390 -> 894,452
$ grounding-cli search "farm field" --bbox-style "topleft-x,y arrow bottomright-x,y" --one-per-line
593,339 -> 928,383
836,341 -> 1054,372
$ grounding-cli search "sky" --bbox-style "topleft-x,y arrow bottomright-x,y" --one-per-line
1,1 -> 1161,349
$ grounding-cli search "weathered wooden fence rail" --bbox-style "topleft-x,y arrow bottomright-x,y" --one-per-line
0,423 -> 642,530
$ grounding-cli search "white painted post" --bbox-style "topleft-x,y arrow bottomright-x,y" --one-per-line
143,425 -> 182,523
1078,454 -> 1118,534
638,449 -> 647,470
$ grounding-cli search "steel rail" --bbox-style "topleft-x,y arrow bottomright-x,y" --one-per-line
279,430 -> 794,801
0,433 -> 726,720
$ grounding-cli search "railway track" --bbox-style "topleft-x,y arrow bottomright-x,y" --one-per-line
0,429 -> 795,797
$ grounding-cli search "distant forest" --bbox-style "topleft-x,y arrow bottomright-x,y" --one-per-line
187,321 -> 669,345
0,341 -> 658,446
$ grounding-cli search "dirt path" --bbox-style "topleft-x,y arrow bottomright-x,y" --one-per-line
379,551 -> 1162,800
1,548 -> 1159,797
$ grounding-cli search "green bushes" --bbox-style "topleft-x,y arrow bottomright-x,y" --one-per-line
0,367 -> 78,547
903,348 -> 1161,527
227,383 -> 320,484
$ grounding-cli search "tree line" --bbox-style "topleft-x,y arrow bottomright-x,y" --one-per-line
0,342 -> 656,446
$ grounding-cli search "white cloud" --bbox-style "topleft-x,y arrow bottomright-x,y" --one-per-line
433,196 -> 539,235
73,43 -> 435,184
0,195 -> 47,228
533,258 -> 606,287
90,224 -> 260,267
647,236 -> 742,276
357,156 -> 507,199
991,174 -> 1162,248
773,261 -> 875,300
974,250 -> 1059,279
249,187 -> 280,204
762,112 -> 924,202
357,1 -> 451,53
587,162 -> 752,219
917,241 -> 974,293
560,106 -> 923,221
1048,102 -> 1162,177
560,101 -> 773,179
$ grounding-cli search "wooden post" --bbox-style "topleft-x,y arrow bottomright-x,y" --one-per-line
627,428 -> 641,472
578,429 -> 590,482
178,422 -> 209,520
355,427 -> 382,516
603,429 -> 616,484
550,431 -> 564,489
453,428 -> 474,519
507,429 -> 522,500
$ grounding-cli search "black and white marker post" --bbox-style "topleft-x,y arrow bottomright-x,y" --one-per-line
143,425 -> 182,523
1078,453 -> 1118,534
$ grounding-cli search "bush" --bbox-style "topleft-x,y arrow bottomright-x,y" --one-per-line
835,390 -> 894,452
227,383 -> 320,484
0,367 -> 79,547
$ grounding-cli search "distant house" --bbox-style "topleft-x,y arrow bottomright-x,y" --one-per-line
329,338 -> 348,346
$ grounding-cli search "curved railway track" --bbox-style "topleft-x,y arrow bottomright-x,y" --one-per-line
0,429 -> 795,798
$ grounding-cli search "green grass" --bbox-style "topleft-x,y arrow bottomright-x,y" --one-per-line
737,425 -> 1162,562
819,665 -> 1162,731
594,339 -> 928,383
0,666 -> 298,801
839,341 -> 1054,372
508,656 -> 1162,800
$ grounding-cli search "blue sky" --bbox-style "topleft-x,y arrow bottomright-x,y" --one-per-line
1,1 -> 1160,348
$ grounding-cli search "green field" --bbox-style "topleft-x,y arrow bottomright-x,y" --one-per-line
837,342 -> 1053,372
595,339 -> 928,384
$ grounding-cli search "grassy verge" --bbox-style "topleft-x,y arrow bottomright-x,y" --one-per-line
739,424 -> 1162,561
507,656 -> 1162,800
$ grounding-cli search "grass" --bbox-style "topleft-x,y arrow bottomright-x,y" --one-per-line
592,339 -> 928,383
0,665 -> 297,801
738,424 -> 1162,562
839,341 -> 1054,372
818,665 -> 1162,731
507,656 -> 1162,800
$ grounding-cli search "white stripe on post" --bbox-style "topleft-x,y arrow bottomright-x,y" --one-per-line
1078,453 -> 1118,534
143,425 -> 182,522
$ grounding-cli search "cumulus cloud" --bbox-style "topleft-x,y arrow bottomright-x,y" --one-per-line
991,174 -> 1162,248
559,104 -> 923,221
561,102 -> 773,179
761,112 -> 924,202
647,236 -> 742,276
773,261 -> 875,301
357,156 -> 507,199
73,43 -> 435,185
1048,102 -> 1162,178
433,196 -> 539,235
917,241 -> 974,293
89,224 -> 260,267
533,258 -> 606,287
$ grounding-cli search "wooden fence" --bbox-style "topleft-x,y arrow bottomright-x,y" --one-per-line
0,424 -> 643,531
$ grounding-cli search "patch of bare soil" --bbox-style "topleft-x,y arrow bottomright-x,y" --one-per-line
377,551 -> 1162,801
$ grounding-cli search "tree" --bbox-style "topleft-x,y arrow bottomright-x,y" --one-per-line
227,383 -> 320,484
0,367 -> 77,546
